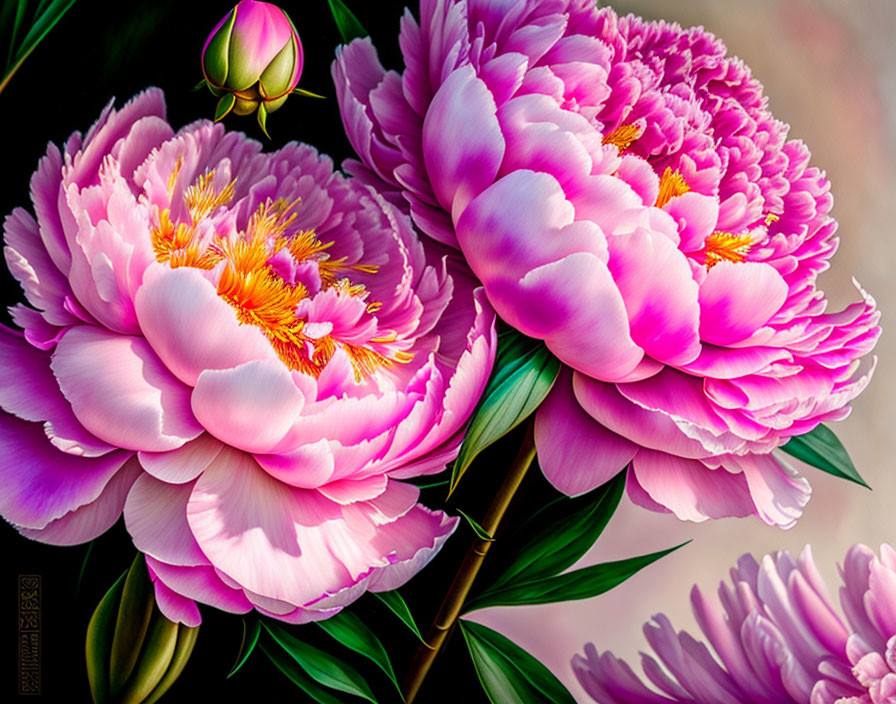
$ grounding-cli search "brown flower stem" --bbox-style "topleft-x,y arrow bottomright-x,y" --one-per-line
402,422 -> 537,703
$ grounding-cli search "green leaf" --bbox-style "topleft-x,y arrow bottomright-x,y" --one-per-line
292,87 -> 327,99
316,610 -> 402,699
460,620 -> 577,704
371,590 -> 424,643
487,470 -> 626,592
457,508 -> 494,542
327,0 -> 367,44
450,331 -> 560,494
142,624 -> 199,704
465,542 -> 689,612
263,622 -> 378,703
228,618 -> 261,678
109,554 -> 155,695
214,92 -> 236,122
261,642 -> 349,704
115,611 -> 179,704
780,423 -> 869,488
75,540 -> 94,596
15,0 -> 77,63
256,102 -> 270,139
404,476 -> 450,491
85,570 -> 127,704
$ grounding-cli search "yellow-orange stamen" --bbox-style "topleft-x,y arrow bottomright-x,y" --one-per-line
765,213 -> 780,226
702,231 -> 754,269
602,123 -> 642,152
655,167 -> 690,208
150,167 -> 410,380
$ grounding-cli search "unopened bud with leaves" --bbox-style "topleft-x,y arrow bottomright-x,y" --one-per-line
85,554 -> 198,704
201,0 -> 303,137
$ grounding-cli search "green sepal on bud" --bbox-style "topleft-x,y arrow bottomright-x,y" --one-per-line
85,554 -> 199,704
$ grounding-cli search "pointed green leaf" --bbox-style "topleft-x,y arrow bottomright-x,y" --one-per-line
12,0 -> 77,65
256,102 -> 271,139
327,0 -> 367,44
293,87 -> 327,99
75,540 -> 94,596
316,610 -> 402,699
191,78 -> 207,92
6,0 -> 28,68
450,332 -> 560,494
263,623 -> 378,703
404,476 -> 450,491
486,470 -> 626,592
116,611 -> 179,704
371,590 -> 424,643
457,508 -> 494,542
214,92 -> 236,122
261,642 -> 349,704
465,542 -> 689,612
142,624 -> 199,704
460,620 -> 577,704
780,423 -> 869,488
109,554 -> 154,695
228,618 -> 260,678
85,570 -> 127,704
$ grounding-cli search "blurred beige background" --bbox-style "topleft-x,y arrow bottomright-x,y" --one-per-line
470,0 -> 896,700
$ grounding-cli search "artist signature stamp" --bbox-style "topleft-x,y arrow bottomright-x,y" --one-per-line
18,574 -> 41,695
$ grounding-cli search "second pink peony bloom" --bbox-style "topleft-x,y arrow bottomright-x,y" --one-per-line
0,89 -> 496,625
333,0 -> 880,527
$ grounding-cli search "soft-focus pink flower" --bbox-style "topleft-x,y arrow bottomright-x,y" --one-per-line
333,1 -> 880,527
574,543 -> 896,703
0,89 -> 496,625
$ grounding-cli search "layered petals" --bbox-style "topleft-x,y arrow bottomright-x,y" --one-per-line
334,0 -> 879,526
574,544 -> 896,704
1,89 -> 495,625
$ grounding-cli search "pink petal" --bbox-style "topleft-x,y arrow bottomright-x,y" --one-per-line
137,433 -> 225,484
134,265 -> 277,387
191,359 -> 306,454
534,371 -> 637,496
606,226 -> 701,366
698,262 -> 788,346
150,575 -> 202,627
51,326 -> 202,452
422,66 -> 505,222
20,458 -> 141,545
573,374 -> 713,460
0,413 -> 131,529
147,557 -> 253,615
631,450 -> 756,522
124,473 -> 208,566
726,453 -> 810,528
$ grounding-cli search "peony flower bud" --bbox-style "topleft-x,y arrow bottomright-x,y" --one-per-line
201,0 -> 303,136
85,555 -> 198,704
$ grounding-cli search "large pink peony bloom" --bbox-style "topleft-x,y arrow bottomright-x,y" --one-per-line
573,544 -> 896,703
333,1 -> 880,527
0,89 -> 495,625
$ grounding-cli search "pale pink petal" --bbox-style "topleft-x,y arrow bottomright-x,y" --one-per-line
124,473 -> 208,566
150,575 -> 202,627
191,359 -> 306,454
147,557 -> 253,615
134,265 -> 277,387
51,326 -> 202,452
137,433 -> 225,484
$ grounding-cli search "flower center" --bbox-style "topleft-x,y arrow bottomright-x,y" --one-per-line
150,160 -> 412,379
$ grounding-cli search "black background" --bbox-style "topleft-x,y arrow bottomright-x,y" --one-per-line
0,2 -> 559,702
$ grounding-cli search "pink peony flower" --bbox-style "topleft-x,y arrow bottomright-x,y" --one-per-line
0,89 -> 496,625
573,543 -> 896,703
333,1 -> 880,527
